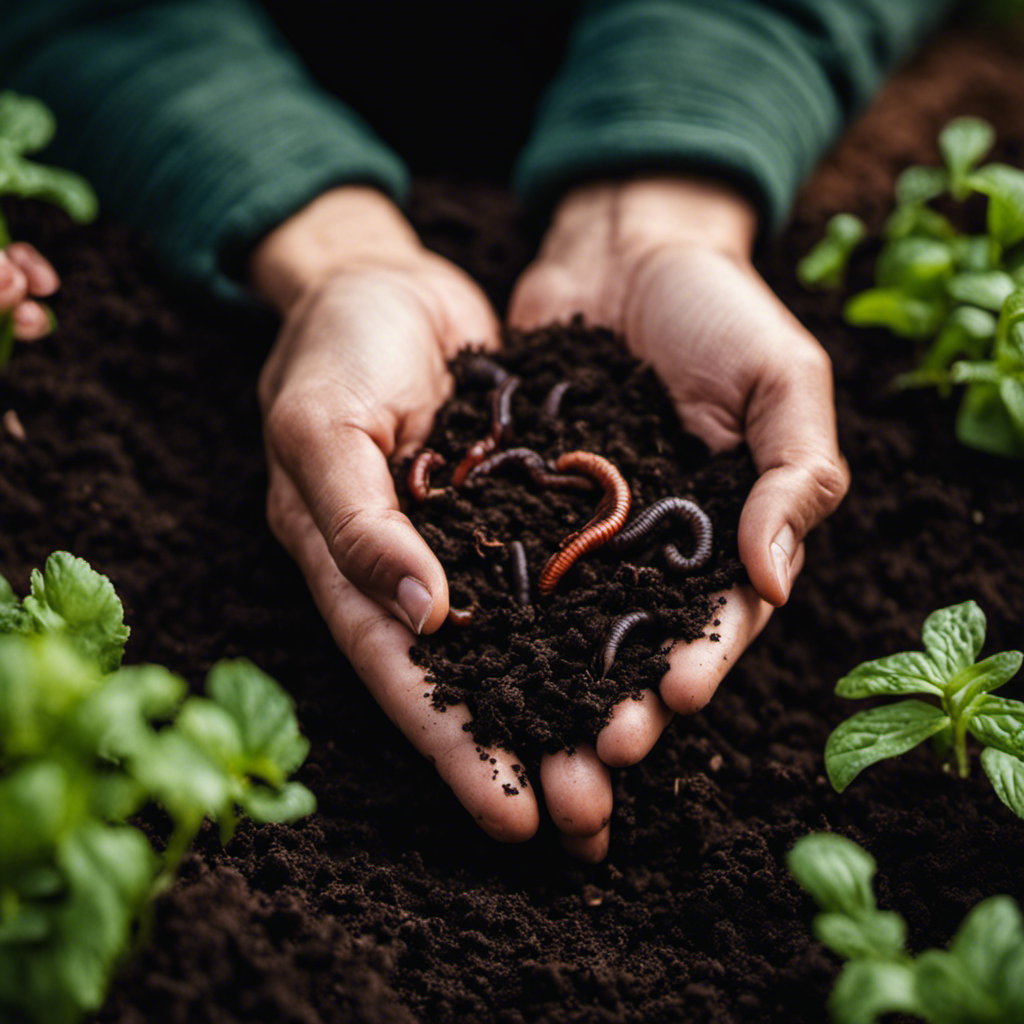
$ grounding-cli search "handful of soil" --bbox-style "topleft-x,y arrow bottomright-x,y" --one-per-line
398,320 -> 756,767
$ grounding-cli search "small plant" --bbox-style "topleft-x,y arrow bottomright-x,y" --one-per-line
788,832 -> 1024,1024
0,91 -> 98,368
0,552 -> 316,1024
825,600 -> 1024,819
798,115 -> 1024,457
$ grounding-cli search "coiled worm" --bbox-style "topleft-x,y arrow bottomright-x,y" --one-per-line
465,446 -> 594,491
606,496 -> 714,572
407,449 -> 447,502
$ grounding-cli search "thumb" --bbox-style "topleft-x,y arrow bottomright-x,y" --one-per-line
738,349 -> 850,606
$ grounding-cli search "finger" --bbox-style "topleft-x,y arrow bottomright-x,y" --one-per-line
265,403 -> 450,634
0,251 -> 28,311
540,745 -> 613,839
596,688 -> 674,768
5,243 -> 59,296
658,583 -> 780,714
561,824 -> 610,863
739,345 -> 849,606
269,463 -> 539,842
12,301 -> 52,341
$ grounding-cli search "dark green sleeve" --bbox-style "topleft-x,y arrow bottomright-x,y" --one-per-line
0,0 -> 409,301
513,0 -> 957,233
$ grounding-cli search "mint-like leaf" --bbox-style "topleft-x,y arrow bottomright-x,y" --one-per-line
968,695 -> 1024,755
949,895 -> 1024,998
787,833 -> 879,918
243,781 -> 317,824
835,651 -> 945,699
980,748 -> 1024,819
921,601 -> 987,679
814,910 -> 906,962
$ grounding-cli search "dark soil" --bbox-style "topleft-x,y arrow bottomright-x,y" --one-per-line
1,22 -> 1023,1024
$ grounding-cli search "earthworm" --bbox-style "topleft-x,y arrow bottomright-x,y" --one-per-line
463,353 -> 510,388
537,451 -> 632,595
407,449 -> 447,501
451,436 -> 497,487
447,605 -> 476,626
606,496 -> 714,572
509,540 -> 531,606
542,380 -> 572,419
450,375 -> 522,486
600,609 -> 655,678
465,447 -> 594,491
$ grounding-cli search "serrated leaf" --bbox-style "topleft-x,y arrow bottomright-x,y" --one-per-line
0,92 -> 55,154
825,701 -> 950,793
922,601 -> 987,680
844,288 -> 946,338
787,833 -> 878,917
940,117 -> 996,199
206,660 -> 310,782
970,163 -> 1024,248
836,651 -> 945,699
947,271 -> 1017,310
968,695 -> 1024,755
242,781 -> 316,823
23,552 -> 129,673
981,747 -> 1024,819
914,949 -> 1005,1024
814,910 -> 906,961
949,895 -> 1024,997
829,961 -> 924,1024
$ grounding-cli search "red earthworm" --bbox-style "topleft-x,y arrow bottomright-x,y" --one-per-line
463,353 -> 510,387
447,605 -> 476,626
451,436 -> 497,487
407,449 -> 447,501
509,540 -> 531,606
606,496 -> 714,572
465,447 -> 594,491
542,380 -> 572,419
600,609 -> 655,678
537,451 -> 631,595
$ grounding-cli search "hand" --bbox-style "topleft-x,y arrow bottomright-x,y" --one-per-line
508,176 -> 850,860
252,187 -> 550,844
0,242 -> 60,340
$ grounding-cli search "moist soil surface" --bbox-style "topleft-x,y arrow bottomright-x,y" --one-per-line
2,22 -> 1024,1024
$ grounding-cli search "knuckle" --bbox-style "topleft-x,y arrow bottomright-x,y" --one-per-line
799,453 -> 851,514
263,385 -> 333,450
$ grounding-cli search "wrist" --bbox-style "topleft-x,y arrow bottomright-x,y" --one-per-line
249,186 -> 423,314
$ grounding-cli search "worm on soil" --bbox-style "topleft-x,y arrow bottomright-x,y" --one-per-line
447,605 -> 477,626
606,496 -> 714,572
600,609 -> 655,678
537,451 -> 632,594
463,353 -> 510,388
465,446 -> 594,491
489,375 -> 521,442
541,380 -> 572,419
509,540 -> 531,606
407,449 -> 447,501
451,436 -> 498,487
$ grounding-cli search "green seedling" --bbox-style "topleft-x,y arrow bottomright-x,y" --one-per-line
0,92 -> 97,368
797,213 -> 867,289
0,552 -> 316,1024
799,115 -> 1024,456
825,600 -> 1024,820
788,832 -> 1024,1024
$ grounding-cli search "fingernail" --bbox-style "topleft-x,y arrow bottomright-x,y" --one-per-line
396,576 -> 433,634
770,524 -> 796,599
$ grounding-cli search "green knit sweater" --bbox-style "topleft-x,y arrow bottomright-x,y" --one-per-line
0,0 -> 954,300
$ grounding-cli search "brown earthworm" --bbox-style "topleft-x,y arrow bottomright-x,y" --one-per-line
537,451 -> 632,595
509,540 -> 531,606
450,375 -> 522,486
407,449 -> 447,501
606,496 -> 714,572
463,353 -> 510,387
542,380 -> 572,419
600,609 -> 655,678
451,436 -> 497,487
465,447 -> 594,491
447,605 -> 476,626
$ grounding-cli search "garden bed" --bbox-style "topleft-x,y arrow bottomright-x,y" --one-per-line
1,22 -> 1023,1024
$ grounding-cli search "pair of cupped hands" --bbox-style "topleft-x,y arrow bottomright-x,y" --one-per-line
242,176 -> 849,862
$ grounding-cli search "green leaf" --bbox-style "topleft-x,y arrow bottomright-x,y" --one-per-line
885,203 -> 956,241
176,697 -> 244,768
956,381 -> 1024,457
999,376 -> 1024,439
0,92 -> 55,154
814,910 -> 907,961
981,747 -> 1024,819
914,949 -> 1005,1024
786,833 -> 878,918
242,781 -> 316,824
969,695 -> 1024,755
895,165 -> 949,207
949,895 -> 1024,998
952,235 -> 996,272
206,660 -> 310,783
825,701 -> 951,792
947,271 -> 1017,310
969,163 -> 1024,248
22,552 -> 129,673
940,117 -> 995,199
949,650 -> 1024,714
920,306 -> 996,373
0,761 -> 70,870
835,651 -> 945,699
951,360 -> 1003,385
876,237 -> 955,296
0,155 -> 97,224
0,573 -> 14,607
844,288 -> 946,338
922,600 -> 987,680
829,961 -> 925,1024
797,214 -> 867,290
